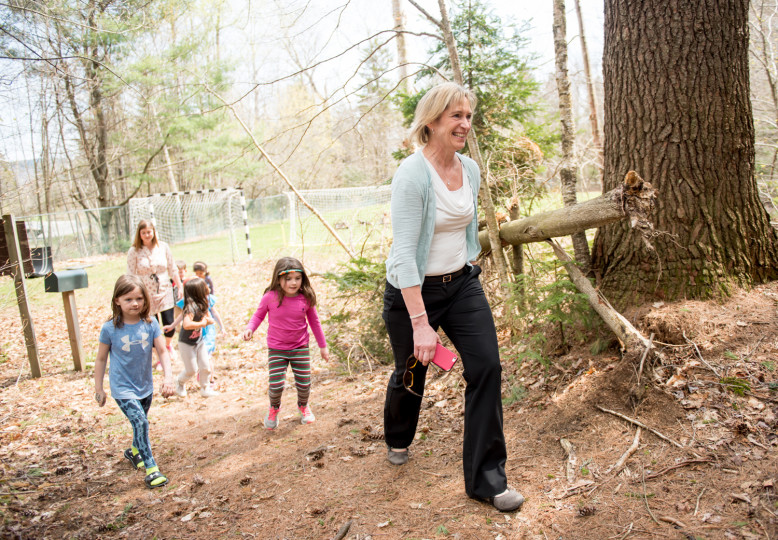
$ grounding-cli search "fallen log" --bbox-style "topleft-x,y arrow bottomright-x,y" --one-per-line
547,238 -> 651,352
479,171 -> 655,251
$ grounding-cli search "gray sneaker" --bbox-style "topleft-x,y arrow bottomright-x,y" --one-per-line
174,378 -> 187,398
386,447 -> 409,466
264,407 -> 280,430
490,488 -> 525,512
199,385 -> 219,398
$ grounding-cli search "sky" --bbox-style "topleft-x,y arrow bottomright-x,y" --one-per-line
335,0 -> 604,77
0,0 -> 606,163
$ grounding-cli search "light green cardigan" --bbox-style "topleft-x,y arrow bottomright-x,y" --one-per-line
385,150 -> 482,290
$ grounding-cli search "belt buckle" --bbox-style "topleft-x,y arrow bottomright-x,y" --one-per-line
443,274 -> 452,283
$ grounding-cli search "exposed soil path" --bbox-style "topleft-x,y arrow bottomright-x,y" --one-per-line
1,258 -> 777,539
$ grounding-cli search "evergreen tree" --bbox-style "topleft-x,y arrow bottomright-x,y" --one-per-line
395,0 -> 554,205
398,0 -> 540,154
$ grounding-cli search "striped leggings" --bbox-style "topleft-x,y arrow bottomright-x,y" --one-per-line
267,347 -> 311,408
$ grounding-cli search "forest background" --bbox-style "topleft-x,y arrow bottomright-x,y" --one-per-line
1,0 -> 778,537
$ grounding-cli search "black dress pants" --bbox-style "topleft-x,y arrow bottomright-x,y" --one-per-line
382,264 -> 508,499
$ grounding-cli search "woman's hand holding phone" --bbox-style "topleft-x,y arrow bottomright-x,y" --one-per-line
430,343 -> 457,371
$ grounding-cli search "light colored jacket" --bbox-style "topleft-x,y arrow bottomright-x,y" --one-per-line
385,150 -> 482,289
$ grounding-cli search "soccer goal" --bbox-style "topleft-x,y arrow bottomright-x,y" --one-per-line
286,186 -> 392,250
128,188 -> 251,263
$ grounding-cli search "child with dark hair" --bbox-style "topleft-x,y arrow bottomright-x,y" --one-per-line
192,261 -> 214,294
166,277 -> 221,398
243,257 -> 329,429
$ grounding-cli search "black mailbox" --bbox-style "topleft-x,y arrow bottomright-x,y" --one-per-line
45,269 -> 88,293
44,268 -> 88,372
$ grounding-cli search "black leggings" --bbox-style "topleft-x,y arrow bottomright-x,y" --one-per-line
155,308 -> 175,338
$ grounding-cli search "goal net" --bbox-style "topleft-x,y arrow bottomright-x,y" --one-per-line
128,188 -> 249,263
287,186 -> 392,250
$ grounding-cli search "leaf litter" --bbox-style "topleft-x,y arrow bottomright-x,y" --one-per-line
0,255 -> 776,538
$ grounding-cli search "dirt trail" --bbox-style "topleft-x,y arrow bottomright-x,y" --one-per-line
0,259 -> 777,539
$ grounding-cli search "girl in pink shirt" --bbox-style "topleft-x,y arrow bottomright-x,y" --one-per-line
243,257 -> 329,429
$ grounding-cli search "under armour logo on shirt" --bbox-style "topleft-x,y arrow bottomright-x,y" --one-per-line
121,332 -> 150,352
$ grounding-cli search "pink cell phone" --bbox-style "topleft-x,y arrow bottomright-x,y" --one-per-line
431,343 -> 457,371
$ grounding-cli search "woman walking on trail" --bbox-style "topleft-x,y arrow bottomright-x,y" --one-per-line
94,274 -> 174,489
127,220 -> 183,365
242,257 -> 329,430
381,82 -> 524,512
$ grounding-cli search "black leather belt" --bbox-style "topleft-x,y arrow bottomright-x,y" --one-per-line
424,266 -> 466,283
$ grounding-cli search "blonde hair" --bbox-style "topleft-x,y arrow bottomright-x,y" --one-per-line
409,82 -> 477,148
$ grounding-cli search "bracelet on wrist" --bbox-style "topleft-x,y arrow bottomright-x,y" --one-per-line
409,310 -> 427,320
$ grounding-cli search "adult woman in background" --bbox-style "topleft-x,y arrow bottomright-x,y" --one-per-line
127,220 -> 182,362
382,82 -> 524,512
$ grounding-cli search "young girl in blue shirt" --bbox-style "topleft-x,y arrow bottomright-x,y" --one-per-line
94,275 -> 175,489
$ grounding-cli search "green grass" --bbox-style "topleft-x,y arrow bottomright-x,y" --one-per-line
0,220 -> 295,314
1,187 -> 590,316
523,189 -> 602,216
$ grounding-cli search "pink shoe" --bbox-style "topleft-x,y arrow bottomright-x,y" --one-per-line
298,405 -> 315,424
265,407 -> 280,429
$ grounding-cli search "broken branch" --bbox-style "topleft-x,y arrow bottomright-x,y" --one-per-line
478,170 -> 656,250
549,241 -> 651,352
610,427 -> 641,475
596,405 -> 683,448
658,515 -> 687,528
332,520 -> 352,540
643,459 -> 712,480
560,438 -> 577,483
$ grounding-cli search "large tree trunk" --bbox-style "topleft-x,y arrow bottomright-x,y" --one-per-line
553,0 -> 592,274
594,0 -> 778,306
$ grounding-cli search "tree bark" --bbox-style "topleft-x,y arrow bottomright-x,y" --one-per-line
595,0 -> 778,306
508,199 -> 523,275
574,0 -> 602,163
392,0 -> 410,93
553,0 -> 592,274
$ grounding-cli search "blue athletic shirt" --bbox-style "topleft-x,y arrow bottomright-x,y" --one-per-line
98,318 -> 161,399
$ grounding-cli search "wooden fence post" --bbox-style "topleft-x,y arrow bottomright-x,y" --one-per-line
3,214 -> 41,378
62,290 -> 84,372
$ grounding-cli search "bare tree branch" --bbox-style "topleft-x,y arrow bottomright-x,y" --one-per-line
406,0 -> 442,29
206,84 -> 357,260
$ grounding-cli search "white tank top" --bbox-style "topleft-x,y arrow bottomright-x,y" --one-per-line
424,157 -> 474,276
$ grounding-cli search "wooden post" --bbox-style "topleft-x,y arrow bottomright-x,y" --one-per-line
61,291 -> 84,371
3,214 -> 41,378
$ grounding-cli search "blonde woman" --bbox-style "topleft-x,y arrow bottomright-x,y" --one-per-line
382,82 -> 524,512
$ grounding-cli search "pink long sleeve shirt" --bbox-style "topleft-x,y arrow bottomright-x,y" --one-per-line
246,291 -> 326,350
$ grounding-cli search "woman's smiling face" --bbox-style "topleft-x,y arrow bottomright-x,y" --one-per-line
427,98 -> 473,153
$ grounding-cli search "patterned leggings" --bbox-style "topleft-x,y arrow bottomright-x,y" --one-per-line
115,394 -> 156,469
267,348 -> 311,408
